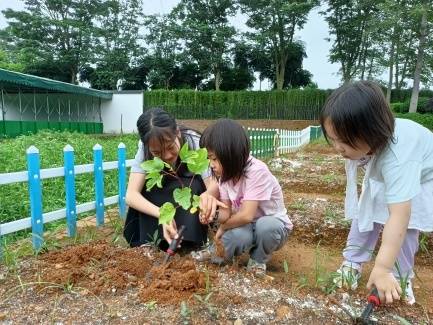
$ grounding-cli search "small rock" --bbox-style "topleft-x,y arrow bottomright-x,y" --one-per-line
54,263 -> 63,269
111,287 -> 117,293
341,293 -> 350,303
89,273 -> 95,279
233,319 -> 243,325
276,305 -> 291,321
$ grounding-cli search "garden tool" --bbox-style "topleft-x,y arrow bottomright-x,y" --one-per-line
358,288 -> 380,324
163,225 -> 186,264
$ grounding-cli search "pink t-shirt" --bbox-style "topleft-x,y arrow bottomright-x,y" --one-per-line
219,156 -> 293,230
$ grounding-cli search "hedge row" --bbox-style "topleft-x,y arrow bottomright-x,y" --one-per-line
391,97 -> 433,114
143,89 -> 329,120
390,89 -> 433,103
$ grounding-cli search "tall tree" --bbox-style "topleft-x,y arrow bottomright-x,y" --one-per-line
80,0 -> 145,90
3,0 -> 108,84
238,0 -> 318,90
322,0 -> 381,84
173,0 -> 236,91
409,2 -> 432,112
143,13 -> 182,89
249,41 -> 312,89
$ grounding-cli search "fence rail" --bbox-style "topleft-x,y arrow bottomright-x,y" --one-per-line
0,125 -> 322,254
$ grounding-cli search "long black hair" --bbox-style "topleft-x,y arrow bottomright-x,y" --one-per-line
137,107 -> 199,161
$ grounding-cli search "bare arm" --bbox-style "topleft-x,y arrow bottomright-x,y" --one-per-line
376,201 -> 411,271
125,172 -> 160,218
203,176 -> 220,198
367,201 -> 411,303
220,200 -> 259,230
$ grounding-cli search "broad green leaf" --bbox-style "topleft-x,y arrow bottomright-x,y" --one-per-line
159,202 -> 176,225
179,142 -> 189,161
141,157 -> 164,174
187,148 -> 209,174
145,173 -> 163,191
173,187 -> 192,210
179,142 -> 198,164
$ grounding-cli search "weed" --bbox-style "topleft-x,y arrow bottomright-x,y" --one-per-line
180,301 -> 191,325
313,243 -> 338,294
288,200 -> 307,212
395,262 -> 410,300
392,315 -> 412,325
194,292 -> 217,319
324,206 -> 349,226
194,268 -> 217,319
322,173 -> 338,184
283,259 -> 289,274
144,300 -> 157,311
419,232 -> 430,255
148,229 -> 162,249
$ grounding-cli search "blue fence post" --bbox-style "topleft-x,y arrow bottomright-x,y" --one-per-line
93,144 -> 104,226
26,145 -> 44,251
64,145 -> 77,237
117,143 -> 126,219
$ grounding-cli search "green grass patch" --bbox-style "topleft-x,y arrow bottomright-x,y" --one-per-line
0,130 -> 139,227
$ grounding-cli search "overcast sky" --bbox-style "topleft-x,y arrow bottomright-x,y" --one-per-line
0,0 -> 342,89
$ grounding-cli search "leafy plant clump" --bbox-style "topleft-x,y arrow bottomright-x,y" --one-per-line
141,143 -> 209,225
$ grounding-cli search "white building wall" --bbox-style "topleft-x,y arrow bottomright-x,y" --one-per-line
100,91 -> 143,134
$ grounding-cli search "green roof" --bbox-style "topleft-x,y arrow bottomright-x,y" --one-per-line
0,68 -> 112,99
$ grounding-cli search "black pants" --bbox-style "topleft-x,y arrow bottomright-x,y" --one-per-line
123,169 -> 208,250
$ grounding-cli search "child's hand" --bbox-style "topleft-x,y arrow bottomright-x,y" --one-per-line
162,220 -> 180,245
367,265 -> 402,304
199,193 -> 228,224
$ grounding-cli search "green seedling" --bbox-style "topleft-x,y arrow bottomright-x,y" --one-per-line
419,232 -> 430,255
141,143 -> 209,225
194,292 -> 217,319
148,229 -> 162,249
144,300 -> 157,311
180,301 -> 191,325
283,259 -> 289,274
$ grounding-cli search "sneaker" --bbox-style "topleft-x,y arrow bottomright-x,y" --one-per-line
190,246 -> 224,265
334,264 -> 361,290
398,278 -> 416,305
247,258 -> 266,277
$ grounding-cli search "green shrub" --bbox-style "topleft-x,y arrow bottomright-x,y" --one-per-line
390,97 -> 433,114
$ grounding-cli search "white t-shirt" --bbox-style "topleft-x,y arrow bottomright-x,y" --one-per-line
345,118 -> 433,232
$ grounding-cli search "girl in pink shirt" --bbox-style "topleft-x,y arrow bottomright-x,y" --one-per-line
193,119 -> 292,276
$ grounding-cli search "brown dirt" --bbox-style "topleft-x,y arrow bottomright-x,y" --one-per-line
1,141 -> 433,324
178,119 -> 319,132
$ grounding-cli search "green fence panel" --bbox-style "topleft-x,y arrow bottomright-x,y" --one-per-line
310,126 -> 323,140
36,121 -> 49,131
22,121 -> 37,135
0,120 -> 104,137
95,123 -> 103,134
4,120 -> 22,137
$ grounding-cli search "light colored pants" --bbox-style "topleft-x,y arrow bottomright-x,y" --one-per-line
221,216 -> 290,264
343,219 -> 419,279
